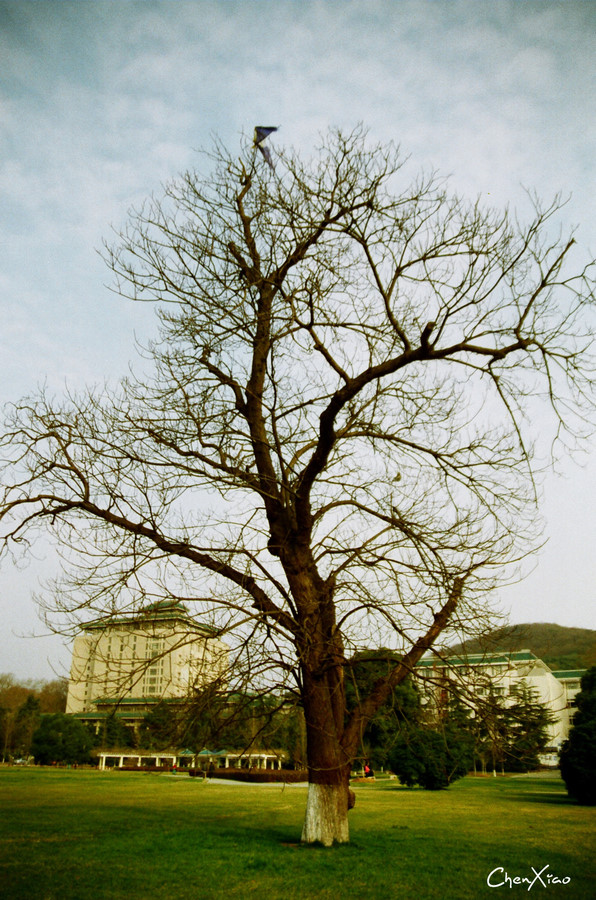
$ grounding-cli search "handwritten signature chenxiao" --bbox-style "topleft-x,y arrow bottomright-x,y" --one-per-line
487,865 -> 571,890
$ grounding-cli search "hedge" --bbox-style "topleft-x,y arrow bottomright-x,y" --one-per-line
187,768 -> 308,783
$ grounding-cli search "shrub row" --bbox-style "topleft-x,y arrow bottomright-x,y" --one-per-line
187,768 -> 309,783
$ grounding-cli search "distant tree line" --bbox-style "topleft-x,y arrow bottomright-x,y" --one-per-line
3,654 -> 555,779
0,674 -> 67,761
130,651 -> 554,787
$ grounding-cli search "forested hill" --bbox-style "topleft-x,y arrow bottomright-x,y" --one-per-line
449,623 -> 596,672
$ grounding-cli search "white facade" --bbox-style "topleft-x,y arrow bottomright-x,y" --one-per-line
549,669 -> 584,759
66,601 -> 228,717
415,650 -> 584,762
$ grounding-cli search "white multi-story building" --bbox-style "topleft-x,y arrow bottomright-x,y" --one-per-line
66,600 -> 228,729
415,650 -> 584,764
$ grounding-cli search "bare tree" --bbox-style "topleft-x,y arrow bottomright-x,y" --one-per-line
1,128 -> 595,844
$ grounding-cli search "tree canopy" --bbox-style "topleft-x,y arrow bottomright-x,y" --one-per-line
31,713 -> 93,766
1,128 -> 595,844
345,649 -> 420,768
388,720 -> 473,790
0,675 -> 67,761
560,667 -> 596,805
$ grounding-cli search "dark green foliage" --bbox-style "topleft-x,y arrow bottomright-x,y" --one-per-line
0,676 -> 68,760
388,722 -> 473,790
139,702 -> 178,749
504,684 -> 553,772
31,713 -> 93,765
202,695 -> 306,762
345,650 -> 420,768
252,700 -> 306,767
92,713 -> 137,749
1,692 -> 44,759
155,683 -> 261,753
12,695 -> 41,759
138,691 -> 306,764
560,666 -> 596,805
470,686 -> 510,775
473,684 -> 553,774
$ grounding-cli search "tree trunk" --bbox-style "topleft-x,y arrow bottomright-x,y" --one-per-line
301,780 -> 350,846
300,669 -> 352,846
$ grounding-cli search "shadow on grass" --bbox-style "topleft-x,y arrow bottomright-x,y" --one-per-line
367,785 -> 453,795
514,792 -> 576,806
355,782 -> 415,792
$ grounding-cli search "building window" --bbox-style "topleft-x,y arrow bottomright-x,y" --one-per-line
144,638 -> 165,696
146,638 -> 164,660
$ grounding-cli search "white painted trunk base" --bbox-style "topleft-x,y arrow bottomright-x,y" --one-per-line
301,782 -> 350,846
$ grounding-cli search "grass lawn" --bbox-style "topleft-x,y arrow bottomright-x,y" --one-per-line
1,768 -> 594,899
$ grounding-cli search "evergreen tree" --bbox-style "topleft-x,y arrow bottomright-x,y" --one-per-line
471,684 -> 551,774
388,700 -> 473,790
31,714 -> 93,765
13,695 -> 41,759
0,676 -> 68,760
181,691 -> 303,762
504,684 -> 553,772
345,650 -> 420,768
92,713 -> 137,750
139,703 -> 179,750
560,667 -> 596,805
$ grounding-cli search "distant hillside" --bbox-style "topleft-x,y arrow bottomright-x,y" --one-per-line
449,623 -> 596,672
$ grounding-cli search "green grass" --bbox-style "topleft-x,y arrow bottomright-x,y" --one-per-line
1,769 -> 594,899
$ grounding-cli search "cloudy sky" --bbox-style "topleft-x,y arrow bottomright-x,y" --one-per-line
1,0 -> 595,680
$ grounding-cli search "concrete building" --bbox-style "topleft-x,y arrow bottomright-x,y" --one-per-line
549,668 -> 585,761
65,600 -> 228,730
415,650 -> 585,764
